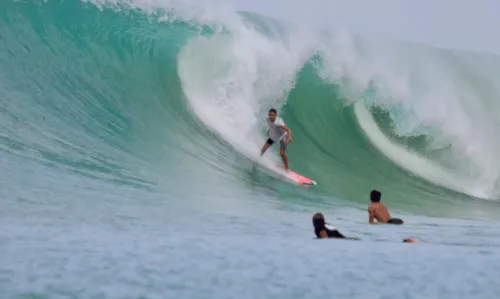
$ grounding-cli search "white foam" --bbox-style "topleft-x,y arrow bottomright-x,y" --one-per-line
315,33 -> 500,199
354,102 -> 490,199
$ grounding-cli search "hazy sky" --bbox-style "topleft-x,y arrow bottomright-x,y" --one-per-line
232,0 -> 500,54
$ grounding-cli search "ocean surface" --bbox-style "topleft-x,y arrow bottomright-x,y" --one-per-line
2,0 -> 500,298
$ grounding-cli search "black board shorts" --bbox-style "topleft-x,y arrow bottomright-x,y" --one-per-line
387,218 -> 404,225
266,137 -> 288,150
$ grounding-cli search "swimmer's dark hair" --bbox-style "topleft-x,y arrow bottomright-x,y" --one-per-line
370,190 -> 381,202
269,108 -> 277,114
312,213 -> 325,229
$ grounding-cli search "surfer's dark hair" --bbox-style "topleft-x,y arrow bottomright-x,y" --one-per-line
269,108 -> 277,114
370,190 -> 381,202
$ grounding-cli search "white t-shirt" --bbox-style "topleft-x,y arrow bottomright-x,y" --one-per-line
267,117 -> 288,142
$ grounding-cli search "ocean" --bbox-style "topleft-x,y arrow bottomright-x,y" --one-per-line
1,0 -> 500,298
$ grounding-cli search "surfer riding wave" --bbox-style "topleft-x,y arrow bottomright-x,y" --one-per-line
260,108 -> 292,172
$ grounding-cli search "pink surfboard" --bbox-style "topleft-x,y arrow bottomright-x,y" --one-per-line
288,170 -> 317,185
276,164 -> 317,185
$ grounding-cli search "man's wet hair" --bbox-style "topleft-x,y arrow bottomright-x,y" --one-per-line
370,190 -> 381,202
269,108 -> 277,114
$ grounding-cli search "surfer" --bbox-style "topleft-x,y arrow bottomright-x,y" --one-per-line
312,213 -> 353,239
368,190 -> 404,225
260,108 -> 292,171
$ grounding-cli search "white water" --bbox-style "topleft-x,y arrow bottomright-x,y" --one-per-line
354,102 -> 491,199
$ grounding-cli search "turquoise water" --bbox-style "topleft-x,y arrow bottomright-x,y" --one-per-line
2,0 -> 500,298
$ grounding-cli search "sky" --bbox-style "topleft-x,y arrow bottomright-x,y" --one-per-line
232,0 -> 500,54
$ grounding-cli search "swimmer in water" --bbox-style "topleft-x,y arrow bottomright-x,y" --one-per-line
368,190 -> 404,225
312,213 -> 360,240
312,213 -> 346,239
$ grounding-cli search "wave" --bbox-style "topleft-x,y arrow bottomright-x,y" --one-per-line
2,0 -> 500,218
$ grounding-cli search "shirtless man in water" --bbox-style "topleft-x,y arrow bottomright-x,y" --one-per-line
368,190 -> 404,225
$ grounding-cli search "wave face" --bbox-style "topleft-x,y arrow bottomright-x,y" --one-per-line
2,0 -> 500,219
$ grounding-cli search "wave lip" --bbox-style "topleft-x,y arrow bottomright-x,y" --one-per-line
354,103 -> 492,200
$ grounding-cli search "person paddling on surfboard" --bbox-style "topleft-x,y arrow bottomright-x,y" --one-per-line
312,213 -> 360,240
260,108 -> 292,172
312,213 -> 347,239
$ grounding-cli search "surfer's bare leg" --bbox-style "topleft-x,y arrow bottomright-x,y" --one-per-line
260,143 -> 271,156
261,138 -> 273,156
280,146 -> 289,171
